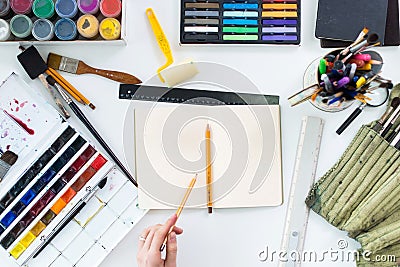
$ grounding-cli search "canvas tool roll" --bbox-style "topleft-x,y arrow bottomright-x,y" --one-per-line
306,85 -> 400,267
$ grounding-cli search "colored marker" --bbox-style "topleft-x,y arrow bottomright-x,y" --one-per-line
10,14 -> 32,38
99,17 -> 120,40
262,35 -> 298,41
55,0 -> 78,18
0,0 -> 10,17
10,0 -> 32,14
32,18 -> 53,41
77,14 -> 99,39
223,19 -> 258,25
100,0 -> 121,18
263,19 -> 297,25
0,18 -> 10,40
186,2 -> 219,9
77,0 -> 99,14
32,0 -> 54,19
223,35 -> 258,41
319,59 -> 327,74
223,3 -> 258,9
54,18 -> 76,40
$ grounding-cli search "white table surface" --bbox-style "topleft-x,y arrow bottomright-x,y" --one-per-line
0,0 -> 399,266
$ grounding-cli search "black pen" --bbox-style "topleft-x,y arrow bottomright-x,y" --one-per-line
26,178 -> 108,262
46,76 -> 138,187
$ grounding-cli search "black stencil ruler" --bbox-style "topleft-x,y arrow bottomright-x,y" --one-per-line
119,84 -> 280,106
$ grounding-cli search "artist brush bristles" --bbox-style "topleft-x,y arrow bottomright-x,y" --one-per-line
1,151 -> 18,166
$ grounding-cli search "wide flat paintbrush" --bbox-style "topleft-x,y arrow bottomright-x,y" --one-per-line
47,53 -> 142,84
0,151 -> 18,182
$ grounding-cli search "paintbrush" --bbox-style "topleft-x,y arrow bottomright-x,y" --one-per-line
373,97 -> 400,132
46,76 -> 138,187
0,151 -> 18,182
47,53 -> 142,84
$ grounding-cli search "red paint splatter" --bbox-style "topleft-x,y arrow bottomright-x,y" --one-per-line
20,101 -> 28,108
27,119 -> 31,122
32,104 -> 37,108
4,110 -> 35,135
14,99 -> 19,105
16,107 -> 19,112
6,145 -> 10,150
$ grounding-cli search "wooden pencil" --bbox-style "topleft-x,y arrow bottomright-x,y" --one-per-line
206,124 -> 213,213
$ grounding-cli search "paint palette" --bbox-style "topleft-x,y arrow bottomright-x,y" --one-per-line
180,0 -> 301,44
0,74 -> 146,267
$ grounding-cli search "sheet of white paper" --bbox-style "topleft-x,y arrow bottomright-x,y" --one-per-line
135,105 -> 282,209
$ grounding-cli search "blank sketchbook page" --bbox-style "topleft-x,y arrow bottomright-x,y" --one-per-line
135,105 -> 282,209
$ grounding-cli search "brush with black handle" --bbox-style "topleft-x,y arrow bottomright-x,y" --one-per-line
46,76 -> 138,187
47,53 -> 142,84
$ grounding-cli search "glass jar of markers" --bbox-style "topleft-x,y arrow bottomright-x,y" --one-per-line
0,0 -> 123,42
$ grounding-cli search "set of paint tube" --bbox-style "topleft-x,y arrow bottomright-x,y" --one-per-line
0,0 -> 122,41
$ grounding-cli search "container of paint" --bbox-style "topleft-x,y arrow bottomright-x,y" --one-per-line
32,0 -> 54,19
0,0 -> 11,18
10,0 -> 32,15
77,14 -> 99,39
99,17 -> 120,40
0,18 -> 11,40
55,0 -> 78,18
32,18 -> 53,40
77,0 -> 99,15
54,18 -> 77,40
10,14 -> 32,38
100,0 -> 121,18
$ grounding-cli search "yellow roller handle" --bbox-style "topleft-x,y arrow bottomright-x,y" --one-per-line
146,8 -> 174,83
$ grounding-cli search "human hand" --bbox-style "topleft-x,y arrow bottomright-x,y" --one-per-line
137,214 -> 183,267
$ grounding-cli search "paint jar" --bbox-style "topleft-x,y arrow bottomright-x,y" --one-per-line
10,0 -> 32,15
32,18 -> 53,40
0,18 -> 11,40
32,0 -> 54,19
77,14 -> 99,39
55,0 -> 78,18
100,0 -> 121,18
10,14 -> 32,38
54,18 -> 77,40
0,0 -> 11,18
99,17 -> 120,40
77,0 -> 99,15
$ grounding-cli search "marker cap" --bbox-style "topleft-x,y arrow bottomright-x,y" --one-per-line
99,17 -> 120,40
32,18 -> 54,41
77,0 -> 99,14
10,14 -> 32,38
54,17 -> 77,40
0,18 -> 10,41
32,0 -> 55,19
100,0 -> 121,18
55,0 -> 78,18
10,0 -> 33,14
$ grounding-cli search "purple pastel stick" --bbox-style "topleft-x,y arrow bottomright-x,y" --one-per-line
262,35 -> 298,41
263,19 -> 297,25
336,77 -> 350,88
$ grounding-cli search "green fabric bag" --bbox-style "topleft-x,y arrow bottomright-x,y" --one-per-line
305,85 -> 400,266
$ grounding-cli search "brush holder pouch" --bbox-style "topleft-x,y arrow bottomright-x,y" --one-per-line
306,123 -> 400,266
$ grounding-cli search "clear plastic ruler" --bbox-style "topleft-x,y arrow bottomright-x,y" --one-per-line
279,116 -> 324,267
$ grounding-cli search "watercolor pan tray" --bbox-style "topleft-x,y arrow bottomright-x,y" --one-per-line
180,0 -> 301,45
0,73 -> 146,267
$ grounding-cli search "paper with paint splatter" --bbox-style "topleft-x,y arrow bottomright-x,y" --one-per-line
0,73 -> 61,158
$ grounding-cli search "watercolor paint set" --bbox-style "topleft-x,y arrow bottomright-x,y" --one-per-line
0,73 -> 146,267
180,0 -> 301,45
0,0 -> 126,44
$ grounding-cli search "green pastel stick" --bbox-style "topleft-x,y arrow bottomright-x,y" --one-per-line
223,27 -> 258,33
223,35 -> 258,41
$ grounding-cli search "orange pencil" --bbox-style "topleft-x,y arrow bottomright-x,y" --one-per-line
160,174 -> 197,252
47,68 -> 96,110
206,124 -> 213,214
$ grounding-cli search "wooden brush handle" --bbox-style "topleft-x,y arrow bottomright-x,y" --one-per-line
77,61 -> 142,84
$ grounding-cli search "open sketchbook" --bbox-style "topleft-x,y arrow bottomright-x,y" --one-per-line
135,104 -> 283,209
0,74 -> 146,267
